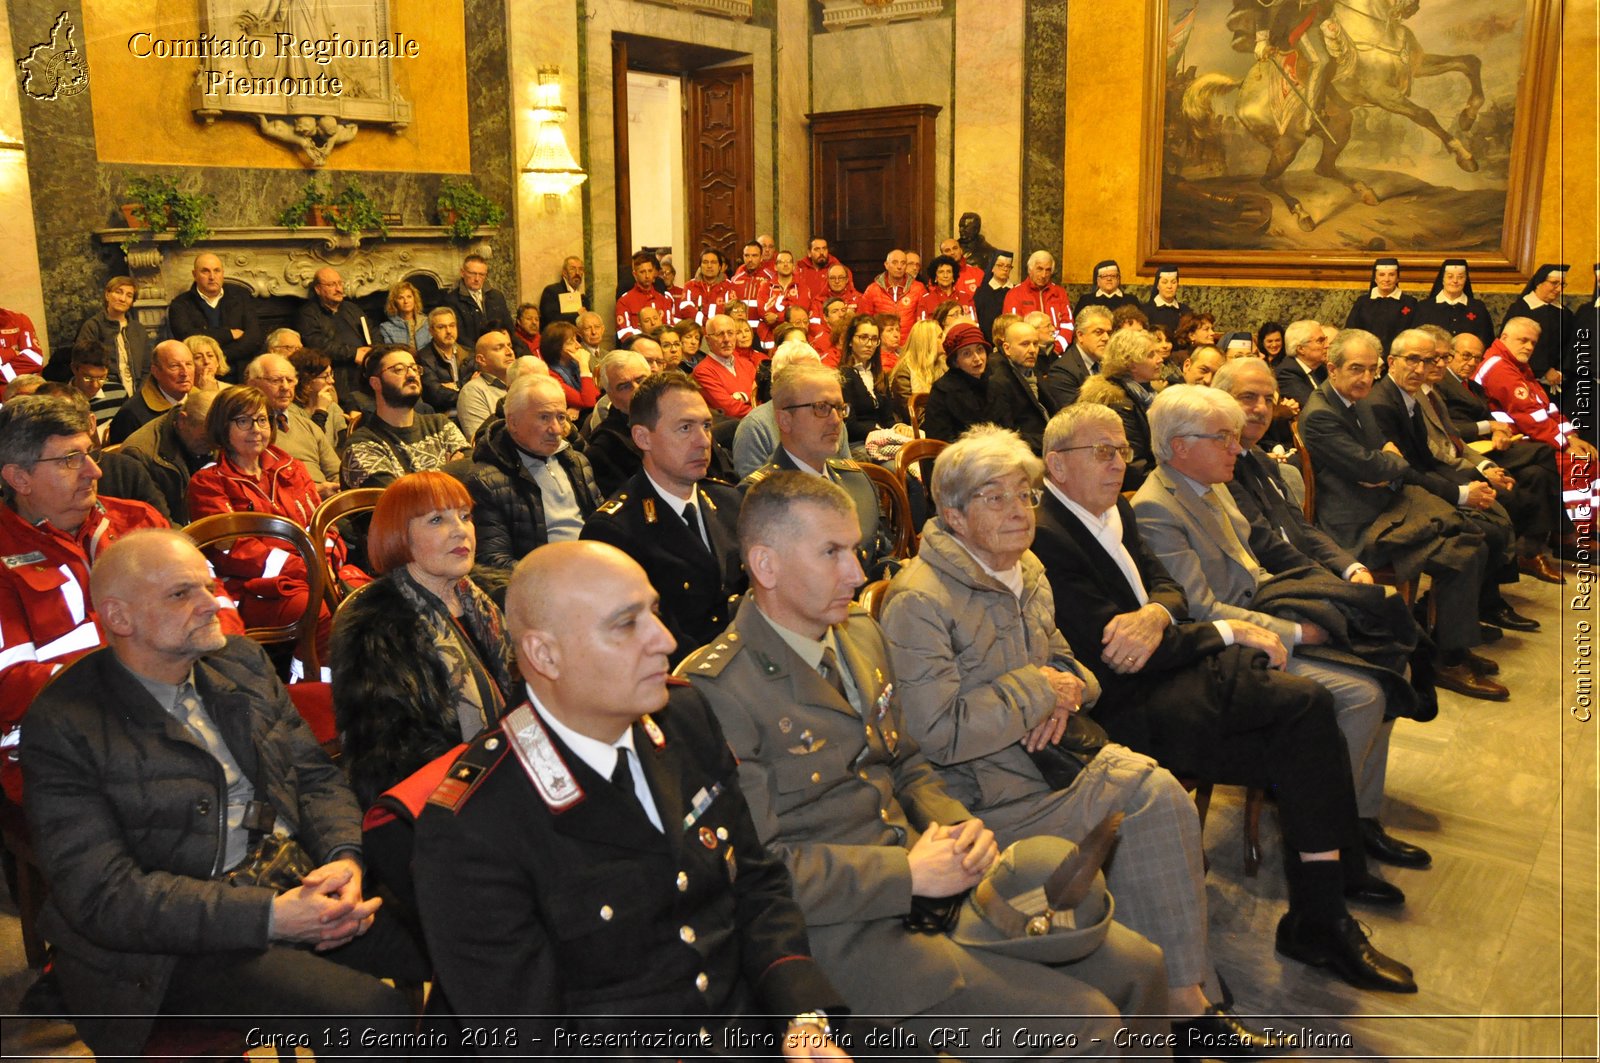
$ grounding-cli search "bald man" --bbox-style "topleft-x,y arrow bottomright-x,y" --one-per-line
22,529 -> 423,1057
412,541 -> 858,1056
167,251 -> 263,370
245,352 -> 340,493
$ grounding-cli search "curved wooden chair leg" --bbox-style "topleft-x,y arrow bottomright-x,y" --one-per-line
1243,787 -> 1266,877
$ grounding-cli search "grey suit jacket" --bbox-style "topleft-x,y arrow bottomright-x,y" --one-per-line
1131,465 -> 1300,647
678,595 -> 975,1017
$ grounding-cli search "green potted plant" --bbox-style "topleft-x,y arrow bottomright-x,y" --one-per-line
276,177 -> 332,230
119,175 -> 216,253
435,177 -> 505,241
327,179 -> 389,238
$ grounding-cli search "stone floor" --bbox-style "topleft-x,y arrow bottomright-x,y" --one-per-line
1,573 -> 1595,1061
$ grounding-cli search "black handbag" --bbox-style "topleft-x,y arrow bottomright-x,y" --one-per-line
219,787 -> 316,894
1024,713 -> 1110,790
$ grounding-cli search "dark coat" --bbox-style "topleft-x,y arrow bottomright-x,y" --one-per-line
581,472 -> 746,666
920,366 -> 988,444
1040,344 -> 1096,411
1077,376 -> 1153,490
75,311 -> 151,386
584,404 -> 642,499
166,284 -> 264,373
1367,376 -> 1475,503
1298,379 -> 1425,537
294,297 -> 373,400
1273,358 -> 1325,409
442,281 -> 513,348
22,637 -> 360,1056
330,573 -> 517,808
983,356 -> 1049,453
464,423 -> 603,570
415,342 -> 477,413
839,365 -> 893,445
412,687 -> 843,1052
538,279 -> 591,327
94,448 -> 170,518
1228,447 -> 1361,577
1344,293 -> 1417,355
121,408 -> 207,521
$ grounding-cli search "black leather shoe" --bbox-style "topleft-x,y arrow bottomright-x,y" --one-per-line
1435,662 -> 1509,701
1463,649 -> 1500,676
1360,819 -> 1432,868
1172,1005 -> 1282,1059
1343,871 -> 1406,907
1478,622 -> 1504,643
1484,605 -> 1540,632
1276,912 -> 1417,993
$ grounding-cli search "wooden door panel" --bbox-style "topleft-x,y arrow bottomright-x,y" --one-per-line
809,106 -> 940,282
687,66 -> 754,259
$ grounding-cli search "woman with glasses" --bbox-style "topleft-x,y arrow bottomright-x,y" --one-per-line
187,385 -> 370,663
1076,329 -> 1166,490
288,346 -> 350,448
836,315 -> 895,454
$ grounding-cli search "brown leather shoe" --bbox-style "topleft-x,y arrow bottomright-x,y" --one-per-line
1464,649 -> 1500,676
1518,554 -> 1567,584
1435,662 -> 1509,701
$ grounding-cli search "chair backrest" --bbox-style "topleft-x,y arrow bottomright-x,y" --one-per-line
908,392 -> 930,438
1289,420 -> 1317,522
858,579 -> 891,620
184,511 -> 323,674
895,437 -> 947,494
858,462 -> 915,559
309,487 -> 384,607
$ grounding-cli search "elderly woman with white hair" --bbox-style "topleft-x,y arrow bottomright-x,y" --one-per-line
1075,328 -> 1166,490
878,424 -> 1281,1047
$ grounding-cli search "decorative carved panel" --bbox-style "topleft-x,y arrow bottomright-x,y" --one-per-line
818,0 -> 945,32
687,66 -> 754,257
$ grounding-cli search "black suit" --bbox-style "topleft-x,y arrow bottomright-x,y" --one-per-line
583,405 -> 642,498
1367,377 -> 1480,503
538,279 -> 591,327
1434,369 -> 1565,481
1299,380 -> 1490,652
1274,358 -> 1326,410
165,284 -> 262,376
441,283 -> 512,348
294,298 -> 372,400
983,356 -> 1049,452
581,472 -> 746,666
1030,491 -> 1355,853
413,688 -> 844,1053
1040,345 -> 1096,410
1228,447 -> 1361,577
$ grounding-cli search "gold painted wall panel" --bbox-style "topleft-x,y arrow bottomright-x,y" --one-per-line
81,0 -> 469,172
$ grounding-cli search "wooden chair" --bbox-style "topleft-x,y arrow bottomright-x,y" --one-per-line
858,463 -> 915,560
1183,782 -> 1268,876
896,437 -> 947,493
0,795 -> 47,968
309,487 -> 384,608
858,579 -> 891,620
908,392 -> 930,439
184,512 -> 324,676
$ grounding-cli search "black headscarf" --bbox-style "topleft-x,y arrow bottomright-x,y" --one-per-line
1424,258 -> 1475,301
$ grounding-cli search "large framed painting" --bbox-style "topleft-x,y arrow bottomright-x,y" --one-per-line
1138,0 -> 1559,281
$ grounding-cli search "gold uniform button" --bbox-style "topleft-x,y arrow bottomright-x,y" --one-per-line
695,972 -> 709,992
810,771 -> 821,783
683,581 -> 692,590
676,871 -> 689,892
859,771 -> 870,781
680,925 -> 697,944
716,827 -> 728,840
599,905 -> 614,921
879,808 -> 890,821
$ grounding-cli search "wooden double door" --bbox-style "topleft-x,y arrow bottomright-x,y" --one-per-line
808,105 -> 941,282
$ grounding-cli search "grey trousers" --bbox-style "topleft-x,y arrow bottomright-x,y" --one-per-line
1287,656 -> 1391,818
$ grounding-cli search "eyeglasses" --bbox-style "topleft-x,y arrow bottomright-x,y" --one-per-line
256,375 -> 297,387
33,450 -> 94,472
231,415 -> 272,430
1054,443 -> 1135,463
1395,355 -> 1440,367
782,401 -> 850,419
531,411 -> 572,427
971,488 -> 1043,510
1183,430 -> 1241,447
380,362 -> 420,376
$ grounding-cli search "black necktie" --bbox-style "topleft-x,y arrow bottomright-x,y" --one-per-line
610,749 -> 647,819
682,502 -> 708,552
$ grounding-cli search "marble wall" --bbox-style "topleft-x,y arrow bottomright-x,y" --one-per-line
810,14 -> 955,251
7,0 -> 516,349
1020,0 -> 1066,266
952,1 -> 1022,256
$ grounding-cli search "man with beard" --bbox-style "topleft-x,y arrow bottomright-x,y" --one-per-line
538,255 -> 590,326
795,236 -> 852,309
341,345 -> 470,489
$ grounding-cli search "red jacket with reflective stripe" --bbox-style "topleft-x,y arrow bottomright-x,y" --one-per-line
1474,345 -> 1574,450
1003,281 -> 1076,350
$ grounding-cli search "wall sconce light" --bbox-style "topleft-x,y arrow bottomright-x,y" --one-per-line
522,64 -> 586,210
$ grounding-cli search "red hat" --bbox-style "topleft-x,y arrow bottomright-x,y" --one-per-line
943,321 -> 989,357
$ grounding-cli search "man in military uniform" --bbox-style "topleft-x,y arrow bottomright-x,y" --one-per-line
412,542 -> 855,1058
740,363 -> 895,578
583,372 -> 746,668
679,473 -> 1172,1059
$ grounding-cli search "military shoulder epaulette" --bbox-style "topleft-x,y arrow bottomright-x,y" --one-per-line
597,493 -> 627,516
501,703 -> 586,812
674,631 -> 745,679
744,465 -> 778,486
425,731 -> 509,813
827,457 -> 862,472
